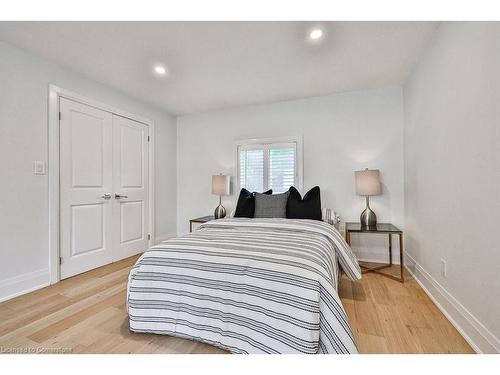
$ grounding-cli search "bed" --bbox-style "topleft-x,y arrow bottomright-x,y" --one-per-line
127,218 -> 362,354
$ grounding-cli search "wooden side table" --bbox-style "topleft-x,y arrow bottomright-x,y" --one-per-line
189,215 -> 215,232
345,222 -> 404,282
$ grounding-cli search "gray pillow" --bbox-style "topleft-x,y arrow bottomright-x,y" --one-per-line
254,191 -> 290,218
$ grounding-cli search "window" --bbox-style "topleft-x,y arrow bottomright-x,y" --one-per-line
236,137 -> 302,193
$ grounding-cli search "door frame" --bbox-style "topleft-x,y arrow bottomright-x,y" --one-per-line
48,84 -> 155,284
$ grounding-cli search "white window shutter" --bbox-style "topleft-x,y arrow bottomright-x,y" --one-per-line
238,140 -> 298,193
239,148 -> 265,192
269,147 -> 295,193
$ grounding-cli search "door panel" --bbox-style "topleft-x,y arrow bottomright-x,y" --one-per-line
71,112 -> 104,187
120,125 -> 144,188
120,201 -> 144,243
71,204 -> 104,255
60,98 -> 113,279
112,115 -> 149,261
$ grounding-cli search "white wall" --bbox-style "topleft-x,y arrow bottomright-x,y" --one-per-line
404,22 -> 500,353
177,86 -> 405,261
0,41 -> 177,300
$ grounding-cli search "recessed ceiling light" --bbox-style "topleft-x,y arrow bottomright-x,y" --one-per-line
153,65 -> 168,76
309,28 -> 324,41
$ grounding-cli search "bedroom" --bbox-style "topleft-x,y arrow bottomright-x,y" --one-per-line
0,0 -> 499,372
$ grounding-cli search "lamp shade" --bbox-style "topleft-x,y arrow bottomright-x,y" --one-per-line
212,175 -> 231,196
355,169 -> 381,196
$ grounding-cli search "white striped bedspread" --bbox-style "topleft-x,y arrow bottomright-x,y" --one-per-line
127,218 -> 362,354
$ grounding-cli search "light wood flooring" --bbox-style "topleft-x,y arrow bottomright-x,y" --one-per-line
0,256 -> 474,354
340,263 -> 474,353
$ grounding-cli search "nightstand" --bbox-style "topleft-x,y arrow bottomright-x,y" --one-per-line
189,215 -> 215,232
345,222 -> 404,282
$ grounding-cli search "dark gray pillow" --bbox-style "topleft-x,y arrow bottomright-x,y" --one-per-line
254,191 -> 290,218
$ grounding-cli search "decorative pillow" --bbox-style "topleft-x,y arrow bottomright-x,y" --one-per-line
234,188 -> 272,218
286,186 -> 322,220
322,208 -> 340,225
254,191 -> 290,218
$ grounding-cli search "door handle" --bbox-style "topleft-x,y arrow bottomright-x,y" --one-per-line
100,193 -> 112,200
114,193 -> 128,200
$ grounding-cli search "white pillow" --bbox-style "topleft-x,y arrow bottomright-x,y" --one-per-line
322,208 -> 340,225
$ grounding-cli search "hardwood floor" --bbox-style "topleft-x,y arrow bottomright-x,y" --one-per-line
340,263 -> 474,353
0,256 -> 474,354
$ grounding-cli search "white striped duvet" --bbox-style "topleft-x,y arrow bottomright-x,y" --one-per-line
127,218 -> 361,354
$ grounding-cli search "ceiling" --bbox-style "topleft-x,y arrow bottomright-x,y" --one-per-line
0,22 -> 438,115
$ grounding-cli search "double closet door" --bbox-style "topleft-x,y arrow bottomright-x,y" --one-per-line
59,97 -> 149,279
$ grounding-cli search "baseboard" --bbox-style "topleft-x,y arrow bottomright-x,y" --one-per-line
357,255 -> 401,265
0,268 -> 50,303
354,247 -> 401,265
155,232 -> 177,245
405,253 -> 500,354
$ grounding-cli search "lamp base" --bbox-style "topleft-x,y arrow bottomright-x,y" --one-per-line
360,196 -> 377,229
214,204 -> 226,219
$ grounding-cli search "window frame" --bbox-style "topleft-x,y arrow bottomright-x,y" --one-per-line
235,136 -> 303,194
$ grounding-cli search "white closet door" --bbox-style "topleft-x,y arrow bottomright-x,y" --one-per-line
60,98 -> 113,279
112,115 -> 149,261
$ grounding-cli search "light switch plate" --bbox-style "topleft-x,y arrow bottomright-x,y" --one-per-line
33,161 -> 46,175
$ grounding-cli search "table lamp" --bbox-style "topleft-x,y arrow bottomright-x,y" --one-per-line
355,168 -> 381,229
212,174 -> 231,219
